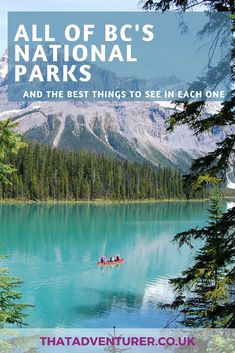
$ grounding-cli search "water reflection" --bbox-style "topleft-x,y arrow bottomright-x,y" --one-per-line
0,202 -> 209,327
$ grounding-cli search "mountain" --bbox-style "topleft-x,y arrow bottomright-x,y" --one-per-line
0,50 -> 7,82
0,51 -> 234,187
0,98 -> 222,172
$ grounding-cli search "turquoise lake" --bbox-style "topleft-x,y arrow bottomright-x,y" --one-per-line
0,202 -> 218,328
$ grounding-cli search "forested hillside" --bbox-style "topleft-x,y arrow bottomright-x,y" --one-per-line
0,143 -> 198,201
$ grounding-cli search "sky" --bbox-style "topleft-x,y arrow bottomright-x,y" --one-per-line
1,0 -> 141,54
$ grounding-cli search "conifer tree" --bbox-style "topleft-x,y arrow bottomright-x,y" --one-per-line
2,143 -> 187,201
0,254 -> 30,327
142,0 -> 235,328
0,122 -> 30,326
161,188 -> 234,328
0,120 -> 25,184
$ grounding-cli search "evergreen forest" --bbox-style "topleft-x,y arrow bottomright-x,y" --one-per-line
0,143 -> 193,201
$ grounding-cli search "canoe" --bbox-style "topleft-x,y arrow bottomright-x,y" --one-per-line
97,259 -> 125,266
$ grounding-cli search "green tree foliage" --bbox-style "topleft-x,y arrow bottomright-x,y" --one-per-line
0,143 -> 192,201
0,121 -> 30,327
0,253 -> 31,327
142,1 -> 234,193
161,189 -> 234,328
0,120 -> 26,184
142,0 -> 233,12
142,0 -> 235,328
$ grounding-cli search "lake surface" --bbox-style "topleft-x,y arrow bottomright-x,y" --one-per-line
0,202 -> 211,328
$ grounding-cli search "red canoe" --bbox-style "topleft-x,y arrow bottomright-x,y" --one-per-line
97,259 -> 125,266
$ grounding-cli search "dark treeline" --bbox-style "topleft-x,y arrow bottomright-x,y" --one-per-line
0,143 -> 202,201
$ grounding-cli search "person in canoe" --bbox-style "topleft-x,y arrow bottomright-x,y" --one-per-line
100,255 -> 106,263
116,254 -> 120,261
109,256 -> 115,262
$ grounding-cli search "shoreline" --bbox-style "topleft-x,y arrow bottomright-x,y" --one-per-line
0,198 -> 211,205
0,196 -> 234,205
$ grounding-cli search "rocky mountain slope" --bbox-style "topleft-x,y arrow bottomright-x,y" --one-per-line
0,51 -> 233,182
0,50 -> 8,82
0,97 -> 222,173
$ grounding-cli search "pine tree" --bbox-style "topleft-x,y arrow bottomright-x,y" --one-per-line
142,0 -> 235,328
0,254 -> 31,327
2,142 -> 187,201
0,122 -> 31,326
0,120 -> 25,184
161,188 -> 234,328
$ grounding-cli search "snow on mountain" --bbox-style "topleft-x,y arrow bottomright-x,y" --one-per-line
0,98 -> 225,173
0,52 -> 233,181
0,50 -> 8,80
